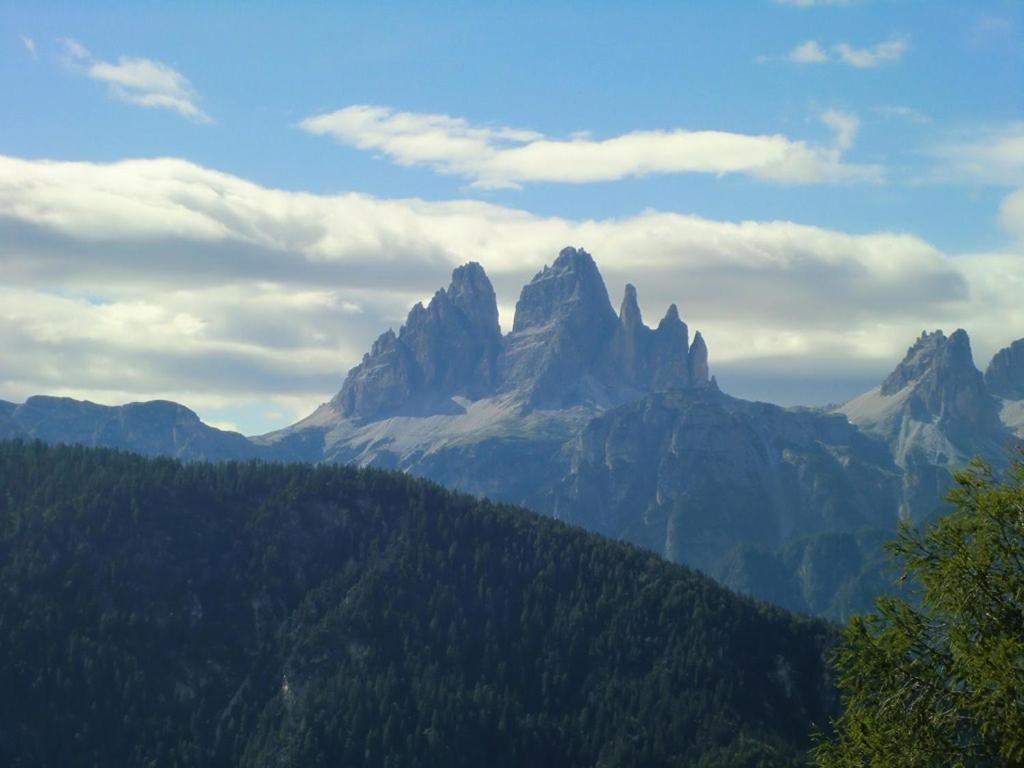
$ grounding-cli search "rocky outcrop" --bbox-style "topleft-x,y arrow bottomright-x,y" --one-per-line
986,338 -> 1024,400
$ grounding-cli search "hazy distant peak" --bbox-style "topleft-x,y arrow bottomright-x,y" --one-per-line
985,338 -> 1024,400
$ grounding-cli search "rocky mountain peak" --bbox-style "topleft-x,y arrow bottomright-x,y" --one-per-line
619,284 -> 642,328
880,330 -> 964,395
447,261 -> 501,342
333,247 -> 712,415
688,331 -> 710,387
840,327 -> 1010,516
511,247 -> 617,334
659,303 -> 682,329
985,338 -> 1024,399
333,262 -> 503,420
878,329 -> 994,421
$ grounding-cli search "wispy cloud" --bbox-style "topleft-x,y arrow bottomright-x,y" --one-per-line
871,105 -> 932,124
1001,188 -> 1024,239
60,38 -> 211,123
927,123 -> 1024,186
21,35 -> 36,59
787,40 -> 829,63
299,105 -> 882,189
834,38 -> 908,67
768,36 -> 908,67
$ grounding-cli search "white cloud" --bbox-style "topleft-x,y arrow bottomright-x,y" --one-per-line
60,38 -> 211,123
299,105 -> 882,189
767,36 -> 907,68
1001,188 -> 1024,239
787,40 -> 829,63
21,35 -> 36,59
928,123 -> 1024,186
820,110 -> 859,151
0,153 -> 1019,431
833,37 -> 908,67
871,105 -> 932,124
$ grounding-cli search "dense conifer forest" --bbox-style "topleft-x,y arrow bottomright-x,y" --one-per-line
0,441 -> 837,767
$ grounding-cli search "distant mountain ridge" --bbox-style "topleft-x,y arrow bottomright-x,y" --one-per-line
0,395 -> 263,461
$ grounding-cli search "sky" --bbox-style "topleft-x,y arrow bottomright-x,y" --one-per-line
1,0 -> 1023,434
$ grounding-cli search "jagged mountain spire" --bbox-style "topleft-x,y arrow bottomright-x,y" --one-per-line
688,331 -> 709,387
334,247 -> 712,415
333,262 -> 503,419
619,284 -> 643,328
511,247 -> 618,334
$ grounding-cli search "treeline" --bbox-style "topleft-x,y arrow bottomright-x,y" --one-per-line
0,440 -> 836,767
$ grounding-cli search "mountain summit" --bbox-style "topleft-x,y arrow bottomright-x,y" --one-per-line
333,262 -> 503,420
502,247 -> 710,406
328,247 -> 711,420
839,329 -> 1011,516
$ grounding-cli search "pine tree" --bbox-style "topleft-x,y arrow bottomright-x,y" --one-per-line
815,455 -> 1024,766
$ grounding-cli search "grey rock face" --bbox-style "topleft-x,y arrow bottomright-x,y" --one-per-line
331,247 -> 712,415
554,388 -> 901,572
334,261 -> 503,420
2,396 -> 262,461
687,331 -> 710,388
497,247 -> 710,405
839,328 -> 1014,518
881,330 -> 999,432
501,247 -> 622,406
985,338 -> 1024,399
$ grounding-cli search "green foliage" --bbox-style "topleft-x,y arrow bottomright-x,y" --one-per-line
0,440 -> 836,767
815,456 -> 1024,767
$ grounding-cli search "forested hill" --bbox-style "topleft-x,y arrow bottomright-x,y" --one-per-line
0,441 -> 837,767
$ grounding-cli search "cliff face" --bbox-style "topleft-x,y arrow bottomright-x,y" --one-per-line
553,389 -> 901,572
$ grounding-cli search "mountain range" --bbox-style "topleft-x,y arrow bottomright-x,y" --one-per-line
3,246 -> 1021,618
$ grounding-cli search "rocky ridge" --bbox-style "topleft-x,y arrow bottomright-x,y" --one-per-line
329,247 -> 710,422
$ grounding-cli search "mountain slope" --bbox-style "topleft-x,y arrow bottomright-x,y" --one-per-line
554,389 -> 902,573
0,440 -> 837,768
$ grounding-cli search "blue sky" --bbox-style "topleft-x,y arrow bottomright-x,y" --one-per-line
1,1 -> 1023,433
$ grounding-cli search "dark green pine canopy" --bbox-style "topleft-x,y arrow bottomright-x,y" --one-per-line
0,440 -> 837,768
